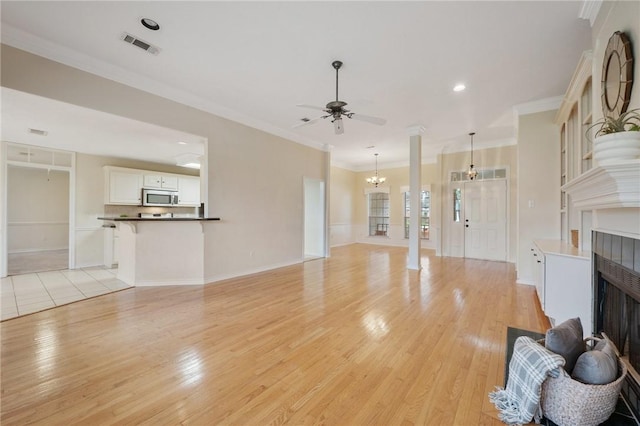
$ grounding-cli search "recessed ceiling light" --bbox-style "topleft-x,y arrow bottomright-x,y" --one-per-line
453,84 -> 466,92
177,141 -> 187,145
141,18 -> 160,31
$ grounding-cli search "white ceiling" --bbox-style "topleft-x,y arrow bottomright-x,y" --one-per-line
0,1 -> 592,170
1,88 -> 206,165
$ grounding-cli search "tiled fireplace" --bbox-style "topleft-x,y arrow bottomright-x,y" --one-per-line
593,231 -> 640,421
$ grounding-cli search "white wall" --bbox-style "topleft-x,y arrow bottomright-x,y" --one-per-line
7,166 -> 69,253
329,166 -> 357,247
516,110 -> 560,284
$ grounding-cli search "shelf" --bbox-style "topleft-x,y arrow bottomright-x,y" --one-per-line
561,161 -> 640,210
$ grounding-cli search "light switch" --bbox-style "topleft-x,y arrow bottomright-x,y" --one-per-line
528,200 -> 535,208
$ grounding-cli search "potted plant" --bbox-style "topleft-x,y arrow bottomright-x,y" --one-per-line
589,108 -> 640,165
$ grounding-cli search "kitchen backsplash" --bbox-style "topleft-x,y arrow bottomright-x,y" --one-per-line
104,205 -> 197,218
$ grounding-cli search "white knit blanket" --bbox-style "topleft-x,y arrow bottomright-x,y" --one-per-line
489,336 -> 565,425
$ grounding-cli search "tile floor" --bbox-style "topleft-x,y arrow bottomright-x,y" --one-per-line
1,267 -> 132,321
8,249 -> 69,275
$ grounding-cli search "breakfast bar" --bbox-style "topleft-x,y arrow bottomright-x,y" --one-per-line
98,217 -> 220,286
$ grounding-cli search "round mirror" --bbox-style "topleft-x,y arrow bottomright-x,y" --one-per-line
604,51 -> 621,112
601,31 -> 634,117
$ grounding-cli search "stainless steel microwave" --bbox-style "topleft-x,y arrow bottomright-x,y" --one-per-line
142,188 -> 179,207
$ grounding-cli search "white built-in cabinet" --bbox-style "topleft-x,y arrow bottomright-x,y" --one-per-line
557,51 -> 593,251
104,166 -> 199,206
531,245 -> 545,311
143,174 -> 179,190
103,225 -> 119,267
106,169 -> 143,205
177,176 -> 200,206
533,240 -> 592,337
532,50 -> 595,336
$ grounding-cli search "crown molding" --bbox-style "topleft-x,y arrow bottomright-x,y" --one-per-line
1,25 -> 326,152
579,0 -> 603,27
441,137 -> 517,154
513,96 -> 563,116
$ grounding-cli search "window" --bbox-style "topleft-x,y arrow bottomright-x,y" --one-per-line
450,168 -> 507,181
404,191 -> 430,239
453,188 -> 462,222
368,192 -> 389,236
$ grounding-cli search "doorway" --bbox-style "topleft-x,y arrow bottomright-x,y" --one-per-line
304,177 -> 325,260
7,165 -> 71,275
463,179 -> 507,261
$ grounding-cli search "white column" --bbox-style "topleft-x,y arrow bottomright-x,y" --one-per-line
407,125 -> 425,270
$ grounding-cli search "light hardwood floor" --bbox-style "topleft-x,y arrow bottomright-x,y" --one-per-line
0,244 -> 549,425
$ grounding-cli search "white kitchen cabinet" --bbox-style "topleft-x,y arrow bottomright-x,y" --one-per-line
105,167 -> 143,205
143,174 -> 179,190
534,240 -> 591,337
105,166 -> 197,206
178,176 -> 200,206
103,225 -> 119,267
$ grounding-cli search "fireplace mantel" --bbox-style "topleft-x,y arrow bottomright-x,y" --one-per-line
561,161 -> 640,210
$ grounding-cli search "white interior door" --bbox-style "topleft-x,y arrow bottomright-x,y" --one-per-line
304,178 -> 325,259
464,180 -> 507,261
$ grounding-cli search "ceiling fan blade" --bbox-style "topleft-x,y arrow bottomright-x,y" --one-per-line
292,116 -> 326,129
349,113 -> 387,126
296,104 -> 328,112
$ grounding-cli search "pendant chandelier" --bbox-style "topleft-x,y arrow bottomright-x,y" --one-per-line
467,132 -> 478,180
366,153 -> 386,187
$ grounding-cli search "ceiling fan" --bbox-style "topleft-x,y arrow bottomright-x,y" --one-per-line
294,60 -> 387,135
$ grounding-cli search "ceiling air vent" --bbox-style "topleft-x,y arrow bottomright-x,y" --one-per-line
28,128 -> 48,136
121,32 -> 160,55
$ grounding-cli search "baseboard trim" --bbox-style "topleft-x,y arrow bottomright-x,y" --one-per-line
204,259 -> 302,285
134,278 -> 205,286
8,247 -> 69,254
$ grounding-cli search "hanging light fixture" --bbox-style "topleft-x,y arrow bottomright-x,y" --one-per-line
467,132 -> 478,180
366,153 -> 386,187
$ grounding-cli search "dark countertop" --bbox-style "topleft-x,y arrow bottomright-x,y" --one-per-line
98,217 -> 220,221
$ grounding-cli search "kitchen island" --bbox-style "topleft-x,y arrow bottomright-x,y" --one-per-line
98,217 -> 220,286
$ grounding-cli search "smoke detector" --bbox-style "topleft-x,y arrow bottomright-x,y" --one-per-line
121,32 -> 160,55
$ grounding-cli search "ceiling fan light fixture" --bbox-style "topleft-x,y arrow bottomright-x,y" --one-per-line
294,60 -> 386,134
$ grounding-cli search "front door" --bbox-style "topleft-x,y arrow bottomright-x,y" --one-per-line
464,180 -> 507,261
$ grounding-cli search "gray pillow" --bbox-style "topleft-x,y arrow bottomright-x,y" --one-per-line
545,317 -> 584,373
572,339 -> 618,385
